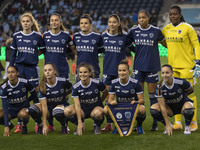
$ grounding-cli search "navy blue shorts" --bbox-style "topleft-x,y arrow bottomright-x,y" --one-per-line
16,63 -> 39,87
102,74 -> 118,86
82,105 -> 103,119
132,70 -> 159,83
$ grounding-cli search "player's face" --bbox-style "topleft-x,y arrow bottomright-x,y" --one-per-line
161,66 -> 173,82
108,17 -> 120,33
118,64 -> 129,80
44,64 -> 56,79
21,16 -> 33,31
169,8 -> 181,25
138,12 -> 149,28
7,67 -> 18,81
50,15 -> 61,30
80,18 -> 92,34
78,67 -> 91,81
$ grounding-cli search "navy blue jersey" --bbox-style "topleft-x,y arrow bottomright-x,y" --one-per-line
0,78 -> 38,126
43,31 -> 74,78
73,32 -> 103,77
109,77 -> 143,103
128,25 -> 164,72
72,78 -> 106,113
102,31 -> 132,76
10,31 -> 45,65
39,77 -> 72,108
155,77 -> 192,107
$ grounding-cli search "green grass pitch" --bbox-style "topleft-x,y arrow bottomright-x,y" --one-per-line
0,57 -> 200,150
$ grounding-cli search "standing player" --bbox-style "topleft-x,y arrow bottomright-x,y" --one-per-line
64,63 -> 108,135
128,9 -> 166,131
28,63 -> 72,135
162,6 -> 200,131
43,13 -> 76,80
9,12 -> 45,132
73,14 -> 103,81
106,60 -> 146,134
150,64 -> 194,135
101,14 -> 133,131
0,65 -> 39,136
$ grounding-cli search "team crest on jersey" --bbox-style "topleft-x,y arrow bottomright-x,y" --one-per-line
33,40 -> 37,45
119,40 -> 123,45
22,88 -> 26,92
60,89 -> 64,93
125,111 -> 131,119
62,39 -> 66,44
116,112 -> 122,119
94,89 -> 98,94
149,33 -> 154,38
177,88 -> 182,93
131,89 -> 135,94
92,40 -> 96,44
178,30 -> 182,34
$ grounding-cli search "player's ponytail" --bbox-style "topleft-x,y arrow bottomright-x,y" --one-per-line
109,14 -> 123,36
170,5 -> 185,22
40,63 -> 59,94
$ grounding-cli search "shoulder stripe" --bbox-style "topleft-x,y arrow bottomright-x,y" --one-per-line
33,31 -> 42,36
73,82 -> 81,89
183,22 -> 194,30
130,77 -> 138,84
91,32 -> 100,36
111,78 -> 119,84
91,78 -> 100,84
13,31 -> 21,36
20,78 -> 28,83
63,31 -> 70,34
174,78 -> 183,85
57,77 -> 66,82
1,83 -> 7,89
74,32 -> 80,36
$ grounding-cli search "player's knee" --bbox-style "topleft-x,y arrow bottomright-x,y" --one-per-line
18,108 -> 29,119
64,106 -> 75,118
93,109 -> 104,120
28,104 -> 40,116
138,105 -> 146,115
184,108 -> 194,115
150,108 -> 163,120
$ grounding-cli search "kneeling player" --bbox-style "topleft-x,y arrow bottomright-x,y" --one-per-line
150,64 -> 194,135
64,63 -> 108,135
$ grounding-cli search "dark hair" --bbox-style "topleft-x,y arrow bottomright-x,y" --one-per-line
170,5 -> 185,22
108,14 -> 123,36
158,64 -> 173,96
119,59 -> 129,70
50,13 -> 67,31
138,9 -> 150,18
77,62 -> 95,80
80,14 -> 92,24
0,65 -> 19,87
40,63 -> 59,94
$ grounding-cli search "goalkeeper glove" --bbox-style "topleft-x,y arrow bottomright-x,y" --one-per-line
192,59 -> 200,78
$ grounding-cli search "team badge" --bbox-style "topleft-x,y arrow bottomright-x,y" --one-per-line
60,89 -> 64,93
149,33 -> 154,38
116,112 -> 122,119
94,89 -> 98,94
62,39 -> 66,44
92,40 -> 96,44
177,88 -> 182,93
33,40 -> 37,45
119,40 -> 123,45
22,88 -> 26,92
178,30 -> 182,34
131,89 -> 135,94
125,111 -> 131,119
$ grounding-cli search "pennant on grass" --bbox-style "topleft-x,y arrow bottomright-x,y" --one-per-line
107,103 -> 139,137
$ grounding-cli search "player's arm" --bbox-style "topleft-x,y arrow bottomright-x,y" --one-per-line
101,89 -> 108,102
132,93 -> 145,105
40,99 -> 48,135
108,94 -> 117,105
69,45 -> 77,55
157,97 -> 172,135
73,97 -> 83,136
159,40 -> 167,48
1,98 -> 10,137
27,82 -> 39,103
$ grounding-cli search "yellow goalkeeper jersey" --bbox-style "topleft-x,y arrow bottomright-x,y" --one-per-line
162,22 -> 200,69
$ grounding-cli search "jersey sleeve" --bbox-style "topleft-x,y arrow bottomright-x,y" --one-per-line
0,87 -> 9,127
9,35 -> 17,65
182,79 -> 192,91
188,26 -> 200,60
135,81 -> 143,94
157,29 -> 165,42
97,81 -> 106,92
65,80 -> 73,90
39,90 -> 46,100
67,34 -> 74,47
109,83 -> 115,94
72,86 -> 79,98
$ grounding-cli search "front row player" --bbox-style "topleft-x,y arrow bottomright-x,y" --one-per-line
105,60 -> 146,134
150,64 -> 194,135
28,63 -> 72,135
0,65 -> 39,137
64,63 -> 108,135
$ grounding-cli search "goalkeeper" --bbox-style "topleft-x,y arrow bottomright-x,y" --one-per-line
162,5 -> 200,131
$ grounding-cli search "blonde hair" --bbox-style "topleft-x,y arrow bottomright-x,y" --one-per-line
20,12 -> 40,33
39,63 -> 59,94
